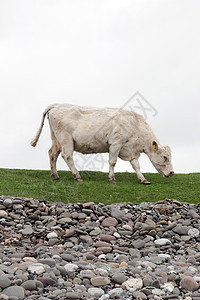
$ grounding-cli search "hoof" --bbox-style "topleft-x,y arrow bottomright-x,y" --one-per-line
75,178 -> 83,182
141,180 -> 151,185
52,175 -> 60,180
109,179 -> 117,184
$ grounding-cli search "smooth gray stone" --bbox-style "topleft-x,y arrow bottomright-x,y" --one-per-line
0,274 -> 11,288
2,286 -> 25,299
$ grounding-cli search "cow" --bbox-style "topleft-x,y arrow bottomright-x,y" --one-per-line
30,103 -> 174,184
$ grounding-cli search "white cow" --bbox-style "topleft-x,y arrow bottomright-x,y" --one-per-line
31,103 -> 174,184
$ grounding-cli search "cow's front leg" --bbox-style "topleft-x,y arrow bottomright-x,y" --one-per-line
109,144 -> 121,183
130,158 -> 151,184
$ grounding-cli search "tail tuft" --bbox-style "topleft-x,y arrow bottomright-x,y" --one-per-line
30,139 -> 37,147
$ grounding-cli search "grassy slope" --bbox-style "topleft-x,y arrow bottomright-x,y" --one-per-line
0,168 -> 199,205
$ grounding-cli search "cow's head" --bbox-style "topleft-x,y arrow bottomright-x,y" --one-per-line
148,141 -> 174,177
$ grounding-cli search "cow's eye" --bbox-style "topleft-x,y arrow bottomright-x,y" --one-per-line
163,156 -> 168,162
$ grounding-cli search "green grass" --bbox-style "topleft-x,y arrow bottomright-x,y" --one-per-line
0,168 -> 199,205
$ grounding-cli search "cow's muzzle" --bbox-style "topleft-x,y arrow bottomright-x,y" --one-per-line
164,171 -> 174,177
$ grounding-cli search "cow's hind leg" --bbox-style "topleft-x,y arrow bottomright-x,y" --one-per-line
48,135 -> 61,180
108,144 -> 121,183
61,140 -> 82,182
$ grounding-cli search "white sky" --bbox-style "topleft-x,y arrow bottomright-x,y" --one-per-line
0,0 -> 200,175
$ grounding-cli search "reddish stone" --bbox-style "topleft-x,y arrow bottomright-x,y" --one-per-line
100,234 -> 116,242
95,241 -> 111,248
102,217 -> 118,227
63,229 -> 75,238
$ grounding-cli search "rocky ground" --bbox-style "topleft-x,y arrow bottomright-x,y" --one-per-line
0,196 -> 200,299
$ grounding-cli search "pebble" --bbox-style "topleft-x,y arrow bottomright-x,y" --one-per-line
91,276 -> 110,286
180,276 -> 199,291
122,278 -> 143,292
88,287 -> 105,297
3,198 -> 13,208
154,238 -> 171,246
21,279 -> 44,290
112,272 -> 127,283
27,263 -> 45,274
0,210 -> 8,217
0,196 -> 200,299
188,228 -> 199,237
64,263 -> 78,272
1,286 -> 25,299
46,232 -> 58,239
102,217 -> 118,227
0,274 -> 11,288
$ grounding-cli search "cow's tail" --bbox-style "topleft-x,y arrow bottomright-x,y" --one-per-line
30,104 -> 56,147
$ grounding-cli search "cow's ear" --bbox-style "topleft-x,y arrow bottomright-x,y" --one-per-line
152,141 -> 158,151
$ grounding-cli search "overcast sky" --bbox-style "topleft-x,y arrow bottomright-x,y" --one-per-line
0,0 -> 200,175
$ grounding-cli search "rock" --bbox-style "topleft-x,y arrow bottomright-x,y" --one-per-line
79,270 -> 95,279
58,217 -> 72,224
100,234 -> 116,242
79,235 -> 93,242
108,288 -> 124,298
152,288 -> 164,295
60,253 -> 74,262
102,217 -> 118,227
0,274 -> 11,288
132,291 -> 147,299
132,239 -> 145,249
123,224 -> 133,231
78,212 -> 87,219
158,253 -> 171,262
27,263 -> 45,275
37,277 -> 57,287
180,276 -> 199,291
48,238 -> 59,246
0,210 -> 8,217
64,241 -> 73,248
0,294 -> 9,300
38,258 -> 56,266
46,232 -> 58,239
110,207 -> 125,218
95,241 -> 112,248
91,276 -> 110,286
21,280 -> 43,290
129,248 -> 141,258
188,228 -> 199,237
3,198 -> 13,208
2,286 -> 25,299
152,279 -> 160,288
88,287 -> 105,297
122,278 -> 143,292
173,225 -> 189,235
63,228 -> 75,237
112,272 -> 127,284
90,228 -> 102,236
21,225 -> 34,235
143,276 -> 152,287
162,282 -> 175,293
64,263 -> 78,272
154,238 -> 171,246
188,209 -> 199,219
65,292 -> 81,299
23,257 -> 38,263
